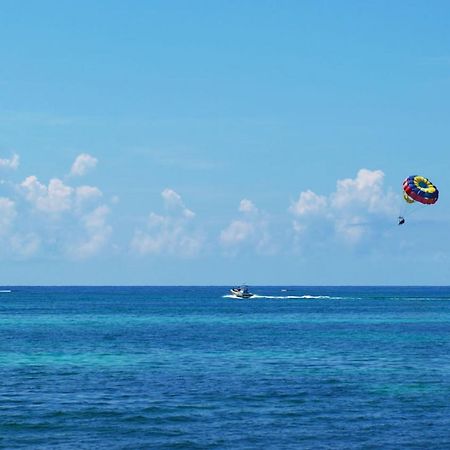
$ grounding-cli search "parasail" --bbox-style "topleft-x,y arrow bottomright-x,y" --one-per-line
402,175 -> 439,205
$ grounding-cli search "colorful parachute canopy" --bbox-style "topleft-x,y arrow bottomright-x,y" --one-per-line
403,175 -> 439,205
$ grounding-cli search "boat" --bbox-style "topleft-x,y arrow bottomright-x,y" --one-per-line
230,285 -> 254,298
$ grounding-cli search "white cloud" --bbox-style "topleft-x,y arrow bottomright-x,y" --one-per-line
70,153 -> 98,177
161,188 -> 182,206
239,199 -> 258,214
131,189 -> 202,257
132,224 -> 201,257
0,151 -> 115,260
330,169 -> 394,214
0,198 -> 41,258
290,190 -> 327,216
0,197 -> 16,235
220,199 -> 274,254
15,169 -> 112,259
220,220 -> 254,245
334,216 -> 366,244
330,169 -> 396,243
0,154 -> 19,170
75,185 -> 103,211
76,185 -> 102,201
21,176 -> 73,213
290,169 -> 396,246
162,188 -> 195,218
69,206 -> 112,259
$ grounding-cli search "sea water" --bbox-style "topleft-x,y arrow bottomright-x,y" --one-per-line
0,286 -> 449,449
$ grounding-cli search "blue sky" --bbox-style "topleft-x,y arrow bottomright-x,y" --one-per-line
1,1 -> 449,285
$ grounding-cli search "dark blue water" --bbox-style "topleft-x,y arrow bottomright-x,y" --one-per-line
1,286 -> 450,449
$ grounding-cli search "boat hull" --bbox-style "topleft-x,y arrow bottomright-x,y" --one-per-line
230,289 -> 254,298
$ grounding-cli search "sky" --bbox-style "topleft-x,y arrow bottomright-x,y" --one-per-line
0,0 -> 449,285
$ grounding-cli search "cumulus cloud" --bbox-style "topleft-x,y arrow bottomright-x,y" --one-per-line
21,176 -> 73,213
75,185 -> 103,211
0,150 -> 115,262
290,190 -> 328,216
220,220 -> 254,245
220,199 -> 274,255
239,199 -> 258,214
0,154 -> 19,170
21,176 -> 106,216
290,169 -> 396,246
131,189 -> 202,257
70,153 -> 98,177
0,197 -> 17,236
0,198 -> 42,258
0,153 -> 113,260
69,206 -> 112,259
330,169 -> 393,214
162,188 -> 195,218
7,162 -> 112,259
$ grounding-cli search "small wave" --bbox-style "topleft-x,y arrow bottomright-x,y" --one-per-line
0,290 -> 12,293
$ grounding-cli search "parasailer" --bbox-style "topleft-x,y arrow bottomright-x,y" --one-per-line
400,175 -> 439,224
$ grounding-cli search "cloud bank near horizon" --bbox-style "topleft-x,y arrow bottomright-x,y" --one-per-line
0,153 -> 112,260
0,155 -> 406,261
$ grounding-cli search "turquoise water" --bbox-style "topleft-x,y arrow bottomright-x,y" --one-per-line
1,286 -> 450,449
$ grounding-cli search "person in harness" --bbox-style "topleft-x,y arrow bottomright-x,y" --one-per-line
398,216 -> 405,225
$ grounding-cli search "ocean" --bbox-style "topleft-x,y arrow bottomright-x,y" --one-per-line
0,286 -> 449,449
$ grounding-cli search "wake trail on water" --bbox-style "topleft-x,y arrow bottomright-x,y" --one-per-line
223,294 -> 339,300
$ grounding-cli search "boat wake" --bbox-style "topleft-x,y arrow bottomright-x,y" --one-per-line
223,294 -> 335,300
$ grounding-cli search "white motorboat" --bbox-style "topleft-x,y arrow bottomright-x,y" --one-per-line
230,285 -> 254,298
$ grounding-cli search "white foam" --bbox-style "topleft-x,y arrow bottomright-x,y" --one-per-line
223,294 -> 335,300
252,294 -> 333,299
